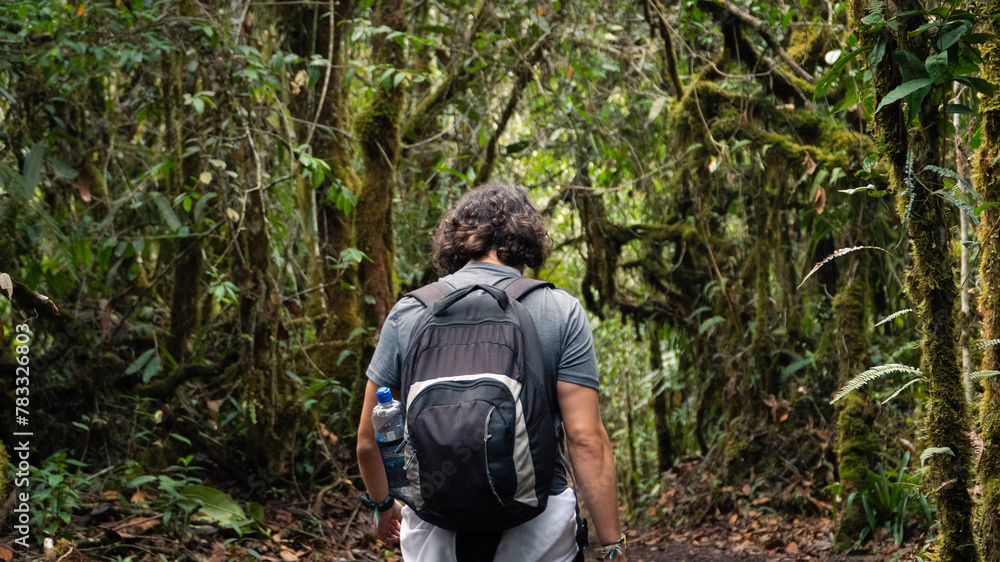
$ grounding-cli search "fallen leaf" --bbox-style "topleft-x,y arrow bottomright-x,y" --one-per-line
787,541 -> 799,553
729,513 -> 738,524
207,399 -> 225,413
130,489 -> 150,504
279,549 -> 298,561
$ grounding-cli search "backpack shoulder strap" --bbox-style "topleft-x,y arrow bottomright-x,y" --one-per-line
502,277 -> 555,301
406,281 -> 451,307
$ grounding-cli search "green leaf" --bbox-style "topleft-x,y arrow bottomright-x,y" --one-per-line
955,75 -> 998,96
248,502 -> 265,525
179,485 -> 249,527
698,315 -> 725,336
24,142 -> 46,190
876,79 -> 933,112
938,22 -> 971,50
150,192 -> 182,231
920,446 -> 955,466
963,33 -> 994,45
861,12 -> 883,25
870,35 -> 887,68
814,45 -> 872,101
142,355 -> 162,383
337,349 -> 353,366
128,475 -> 157,488
194,192 -> 218,220
171,433 -> 192,445
925,51 -> 949,85
0,161 -> 28,198
945,103 -> 975,115
126,348 -> 156,375
48,156 -> 78,180
975,201 -> 1000,216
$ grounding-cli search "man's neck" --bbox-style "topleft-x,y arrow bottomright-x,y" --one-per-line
468,252 -> 525,275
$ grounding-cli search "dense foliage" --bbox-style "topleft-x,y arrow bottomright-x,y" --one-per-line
2,0 -> 1000,559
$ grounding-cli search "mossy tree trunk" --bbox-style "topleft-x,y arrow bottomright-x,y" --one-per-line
234,131 -> 287,475
162,14 -> 204,362
856,3 -> 977,558
975,2 -> 1000,556
833,253 -> 877,551
347,0 -> 406,423
281,0 -> 362,389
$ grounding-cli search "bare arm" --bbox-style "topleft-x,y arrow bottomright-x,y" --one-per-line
558,381 -> 626,560
356,380 -> 402,542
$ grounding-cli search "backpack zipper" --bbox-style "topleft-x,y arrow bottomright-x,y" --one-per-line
483,405 -> 504,505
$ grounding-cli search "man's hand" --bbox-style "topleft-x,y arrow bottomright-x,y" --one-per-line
375,501 -> 402,543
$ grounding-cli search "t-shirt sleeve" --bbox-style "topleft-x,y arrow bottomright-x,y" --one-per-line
557,299 -> 600,390
366,304 -> 404,389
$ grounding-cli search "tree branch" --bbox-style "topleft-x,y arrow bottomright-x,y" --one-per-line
719,0 -> 814,83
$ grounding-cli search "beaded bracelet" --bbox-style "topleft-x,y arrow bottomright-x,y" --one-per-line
600,533 -> 626,559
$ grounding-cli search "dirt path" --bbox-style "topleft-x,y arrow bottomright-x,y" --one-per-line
625,541 -> 768,561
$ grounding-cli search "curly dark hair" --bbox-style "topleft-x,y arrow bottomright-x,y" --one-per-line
432,183 -> 552,274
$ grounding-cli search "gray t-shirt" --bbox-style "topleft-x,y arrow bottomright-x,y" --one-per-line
366,262 -> 599,391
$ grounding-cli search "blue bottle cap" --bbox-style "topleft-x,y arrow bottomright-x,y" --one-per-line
377,387 -> 393,404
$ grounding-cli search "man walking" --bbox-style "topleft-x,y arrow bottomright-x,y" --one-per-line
357,183 -> 627,561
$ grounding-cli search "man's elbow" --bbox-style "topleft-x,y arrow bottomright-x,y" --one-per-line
566,428 -> 611,457
357,426 -> 378,459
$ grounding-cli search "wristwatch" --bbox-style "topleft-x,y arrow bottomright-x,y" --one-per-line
359,493 -> 395,512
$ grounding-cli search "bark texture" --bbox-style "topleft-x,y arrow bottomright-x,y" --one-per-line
855,1 -> 977,557
833,255 -> 877,551
347,0 -> 407,424
975,2 -> 1000,557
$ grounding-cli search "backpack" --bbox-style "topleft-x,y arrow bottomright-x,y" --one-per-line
398,277 -> 558,532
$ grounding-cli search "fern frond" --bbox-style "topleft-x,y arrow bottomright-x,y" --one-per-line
874,308 -> 913,329
935,189 -> 980,226
868,0 -> 884,15
976,339 -> 1000,350
971,370 -> 1000,382
830,363 -> 922,404
798,246 -> 889,289
920,446 -> 955,466
881,378 -> 923,404
896,151 -> 916,249
923,165 -> 980,201
832,81 -> 864,114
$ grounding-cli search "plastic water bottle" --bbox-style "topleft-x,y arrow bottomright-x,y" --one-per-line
372,387 -> 413,505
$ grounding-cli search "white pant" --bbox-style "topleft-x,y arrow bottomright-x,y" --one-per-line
400,488 -> 580,562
